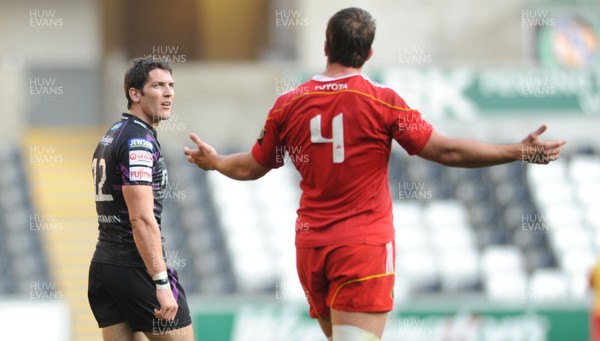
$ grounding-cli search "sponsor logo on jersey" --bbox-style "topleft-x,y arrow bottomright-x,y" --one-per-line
315,83 -> 348,91
98,215 -> 122,223
129,138 -> 154,151
110,122 -> 123,131
130,166 -> 153,182
257,125 -> 266,146
129,150 -> 154,167
133,119 -> 150,129
99,135 -> 114,145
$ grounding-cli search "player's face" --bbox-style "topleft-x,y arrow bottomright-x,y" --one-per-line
138,68 -> 174,125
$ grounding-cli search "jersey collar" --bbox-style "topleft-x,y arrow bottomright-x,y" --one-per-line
121,113 -> 157,136
312,73 -> 362,82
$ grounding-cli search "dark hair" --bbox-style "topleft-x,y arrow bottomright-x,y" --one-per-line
124,57 -> 173,109
326,8 -> 376,68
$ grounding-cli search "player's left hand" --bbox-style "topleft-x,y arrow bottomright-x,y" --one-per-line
154,287 -> 178,321
519,124 -> 566,164
184,133 -> 218,170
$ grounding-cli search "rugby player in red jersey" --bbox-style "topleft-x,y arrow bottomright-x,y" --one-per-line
184,7 -> 565,341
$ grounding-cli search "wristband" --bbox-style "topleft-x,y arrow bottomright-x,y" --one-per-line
152,270 -> 168,281
152,270 -> 170,289
155,279 -> 170,290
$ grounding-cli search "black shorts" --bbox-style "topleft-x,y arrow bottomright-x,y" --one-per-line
88,262 -> 192,333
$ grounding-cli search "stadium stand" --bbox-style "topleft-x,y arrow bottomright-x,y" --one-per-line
14,135 -> 578,340
160,143 -> 236,295
185,147 -> 599,306
0,144 -> 51,295
25,128 -> 102,340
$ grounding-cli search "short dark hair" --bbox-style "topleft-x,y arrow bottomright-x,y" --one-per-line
124,57 -> 173,109
326,8 -> 376,68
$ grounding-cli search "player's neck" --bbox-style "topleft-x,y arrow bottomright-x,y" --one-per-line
322,63 -> 362,78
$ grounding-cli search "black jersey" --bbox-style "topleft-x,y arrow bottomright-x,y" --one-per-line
91,113 -> 167,267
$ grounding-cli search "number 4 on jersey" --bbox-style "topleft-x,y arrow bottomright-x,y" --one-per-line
310,113 -> 344,163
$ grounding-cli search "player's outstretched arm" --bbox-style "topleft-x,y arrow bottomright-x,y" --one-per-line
418,125 -> 566,167
184,133 -> 270,180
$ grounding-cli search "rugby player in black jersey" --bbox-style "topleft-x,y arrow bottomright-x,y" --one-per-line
88,57 -> 194,340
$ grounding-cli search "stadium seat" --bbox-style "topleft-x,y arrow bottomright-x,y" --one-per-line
397,248 -> 438,291
575,181 -> 600,208
549,225 -> 590,256
559,247 -> 595,278
231,247 -> 276,292
481,246 -> 525,276
437,249 -> 480,292
454,181 -> 489,203
430,223 -> 476,253
544,202 -> 584,232
532,182 -> 574,213
568,155 -> 600,184
396,227 -> 429,252
484,271 -> 528,301
527,160 -> 567,186
569,273 -> 592,300
392,201 -> 423,228
528,269 -> 569,301
423,200 -> 469,230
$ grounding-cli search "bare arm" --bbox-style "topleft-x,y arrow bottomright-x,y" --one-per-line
122,185 -> 177,320
183,133 -> 270,180
418,125 -> 566,167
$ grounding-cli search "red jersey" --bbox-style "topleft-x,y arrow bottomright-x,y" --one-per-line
252,74 -> 433,247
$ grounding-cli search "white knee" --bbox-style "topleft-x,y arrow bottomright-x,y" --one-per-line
332,325 -> 380,341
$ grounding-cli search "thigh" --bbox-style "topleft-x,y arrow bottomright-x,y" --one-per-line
326,240 -> 395,314
101,322 -> 147,341
144,324 -> 194,341
331,309 -> 388,339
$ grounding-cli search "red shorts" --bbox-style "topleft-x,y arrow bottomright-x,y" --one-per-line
296,241 -> 395,319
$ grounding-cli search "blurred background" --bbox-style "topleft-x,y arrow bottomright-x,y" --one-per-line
1,0 -> 599,340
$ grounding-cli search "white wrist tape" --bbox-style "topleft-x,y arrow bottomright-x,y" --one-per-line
152,270 -> 168,281
152,270 -> 170,289
155,281 -> 171,290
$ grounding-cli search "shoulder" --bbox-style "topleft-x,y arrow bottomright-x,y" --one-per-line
352,75 -> 411,111
114,121 -> 157,153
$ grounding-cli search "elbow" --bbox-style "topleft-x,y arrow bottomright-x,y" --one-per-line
239,160 -> 268,180
241,167 -> 266,181
129,214 -> 155,230
419,134 -> 464,167
437,151 -> 463,167
426,145 -> 461,167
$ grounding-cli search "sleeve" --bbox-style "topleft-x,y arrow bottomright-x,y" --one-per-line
117,134 -> 155,186
388,92 -> 433,155
251,103 -> 285,169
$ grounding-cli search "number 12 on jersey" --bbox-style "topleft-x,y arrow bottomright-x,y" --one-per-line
310,113 -> 344,163
92,158 -> 113,202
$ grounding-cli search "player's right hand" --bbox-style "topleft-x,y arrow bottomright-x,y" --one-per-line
520,124 -> 566,164
184,133 -> 218,170
154,287 -> 178,320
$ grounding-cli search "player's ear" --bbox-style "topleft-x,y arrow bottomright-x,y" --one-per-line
366,48 -> 373,61
129,87 -> 141,104
324,40 -> 329,56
